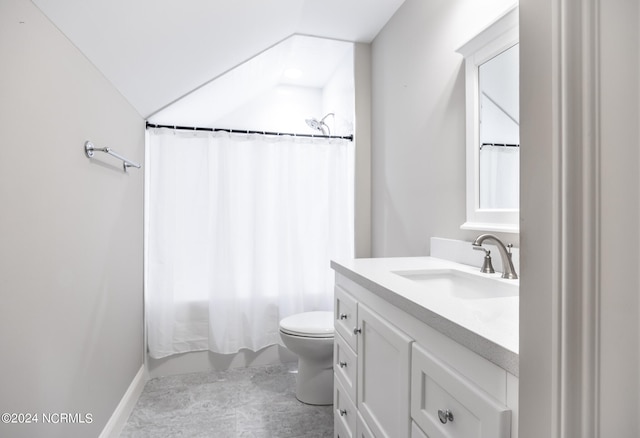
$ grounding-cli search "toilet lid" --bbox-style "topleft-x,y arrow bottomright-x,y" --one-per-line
279,311 -> 334,338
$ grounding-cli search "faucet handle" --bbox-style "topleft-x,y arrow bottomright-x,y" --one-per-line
473,245 -> 496,274
473,245 -> 488,254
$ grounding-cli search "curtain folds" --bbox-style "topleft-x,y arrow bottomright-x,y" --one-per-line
146,129 -> 354,358
479,145 -> 519,209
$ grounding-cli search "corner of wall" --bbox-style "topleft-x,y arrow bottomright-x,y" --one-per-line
354,42 -> 372,258
99,366 -> 148,438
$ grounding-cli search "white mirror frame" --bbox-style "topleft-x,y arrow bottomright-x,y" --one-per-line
457,6 -> 519,233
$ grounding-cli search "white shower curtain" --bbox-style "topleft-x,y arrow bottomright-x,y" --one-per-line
479,145 -> 519,209
145,129 -> 354,358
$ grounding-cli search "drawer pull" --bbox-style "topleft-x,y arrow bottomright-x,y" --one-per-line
339,313 -> 348,320
339,409 -> 347,417
338,361 -> 347,368
353,327 -> 362,335
438,409 -> 454,424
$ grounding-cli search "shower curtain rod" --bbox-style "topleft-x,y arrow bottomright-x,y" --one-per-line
145,122 -> 354,141
480,142 -> 520,149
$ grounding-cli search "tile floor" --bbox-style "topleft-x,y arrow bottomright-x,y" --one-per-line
120,363 -> 334,438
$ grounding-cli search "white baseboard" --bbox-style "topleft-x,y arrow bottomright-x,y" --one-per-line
99,365 -> 148,438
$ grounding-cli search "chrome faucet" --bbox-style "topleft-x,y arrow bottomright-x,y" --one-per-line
472,234 -> 518,279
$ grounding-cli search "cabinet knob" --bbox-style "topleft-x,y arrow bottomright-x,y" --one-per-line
339,409 -> 347,417
438,409 -> 454,424
339,313 -> 348,320
338,361 -> 347,368
353,327 -> 362,335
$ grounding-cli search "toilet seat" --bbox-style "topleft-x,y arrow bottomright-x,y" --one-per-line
279,311 -> 334,338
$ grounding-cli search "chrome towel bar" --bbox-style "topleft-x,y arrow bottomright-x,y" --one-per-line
84,141 -> 141,172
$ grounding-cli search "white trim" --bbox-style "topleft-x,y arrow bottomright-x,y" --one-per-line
519,0 -> 604,435
460,221 -> 519,234
557,0 -> 601,435
99,366 -> 148,438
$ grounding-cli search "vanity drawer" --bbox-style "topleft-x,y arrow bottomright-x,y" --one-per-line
335,285 -> 358,351
334,333 -> 357,402
336,418 -> 351,438
411,343 -> 511,438
334,374 -> 356,438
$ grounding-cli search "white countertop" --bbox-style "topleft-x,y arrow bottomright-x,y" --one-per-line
331,256 -> 519,376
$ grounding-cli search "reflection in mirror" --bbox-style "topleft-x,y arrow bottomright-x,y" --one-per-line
479,43 -> 519,209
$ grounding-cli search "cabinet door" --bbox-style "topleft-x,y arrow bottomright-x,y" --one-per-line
357,303 -> 413,438
411,343 -> 511,438
335,285 -> 358,351
356,411 -> 375,438
411,421 -> 430,438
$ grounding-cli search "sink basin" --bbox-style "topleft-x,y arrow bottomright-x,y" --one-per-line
391,268 -> 518,329
391,268 -> 518,300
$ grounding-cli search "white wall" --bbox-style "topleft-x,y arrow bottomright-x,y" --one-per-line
322,47 -> 355,137
211,50 -> 357,138
371,0 -> 517,257
213,84 -> 323,134
0,1 -> 144,437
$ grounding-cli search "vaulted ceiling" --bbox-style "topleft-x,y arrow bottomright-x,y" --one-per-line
32,0 -> 405,118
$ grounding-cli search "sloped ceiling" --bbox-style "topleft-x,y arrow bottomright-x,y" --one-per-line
148,35 -> 353,128
32,0 -> 405,118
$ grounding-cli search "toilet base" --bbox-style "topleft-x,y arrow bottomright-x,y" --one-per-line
295,357 -> 334,405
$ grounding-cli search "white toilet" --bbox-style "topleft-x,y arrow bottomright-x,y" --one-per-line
279,311 -> 334,405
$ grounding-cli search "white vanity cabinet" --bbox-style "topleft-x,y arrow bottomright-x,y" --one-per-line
334,285 -> 412,438
333,271 -> 518,438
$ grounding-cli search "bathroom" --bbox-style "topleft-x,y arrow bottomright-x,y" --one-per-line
1,0 -> 639,437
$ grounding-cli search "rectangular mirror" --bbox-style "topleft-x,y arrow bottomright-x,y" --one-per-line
457,6 -> 519,233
